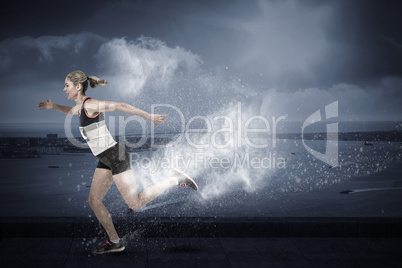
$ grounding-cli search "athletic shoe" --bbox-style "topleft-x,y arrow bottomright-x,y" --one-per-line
92,239 -> 125,255
173,168 -> 198,191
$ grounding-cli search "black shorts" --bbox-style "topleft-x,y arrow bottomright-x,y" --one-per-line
96,143 -> 131,175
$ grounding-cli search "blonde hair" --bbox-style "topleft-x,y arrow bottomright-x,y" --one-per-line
66,70 -> 108,94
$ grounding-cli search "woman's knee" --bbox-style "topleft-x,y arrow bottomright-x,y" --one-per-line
88,195 -> 103,208
127,200 -> 143,211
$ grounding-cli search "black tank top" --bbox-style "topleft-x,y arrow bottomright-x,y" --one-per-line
79,97 -> 104,127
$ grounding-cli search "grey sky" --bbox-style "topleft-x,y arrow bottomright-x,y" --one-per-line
1,0 -> 401,127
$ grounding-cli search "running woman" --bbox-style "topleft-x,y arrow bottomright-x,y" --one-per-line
38,70 -> 198,254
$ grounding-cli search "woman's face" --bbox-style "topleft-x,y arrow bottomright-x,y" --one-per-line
63,77 -> 80,100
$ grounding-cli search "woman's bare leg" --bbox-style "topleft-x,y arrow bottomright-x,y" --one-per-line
113,170 -> 177,210
88,168 -> 120,241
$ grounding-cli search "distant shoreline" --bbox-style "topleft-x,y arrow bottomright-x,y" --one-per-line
1,130 -> 402,141
1,121 -> 401,138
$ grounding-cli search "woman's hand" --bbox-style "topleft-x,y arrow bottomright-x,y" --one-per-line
38,99 -> 54,110
150,114 -> 167,126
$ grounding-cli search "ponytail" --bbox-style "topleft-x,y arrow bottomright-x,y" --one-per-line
67,70 -> 108,94
87,76 -> 108,88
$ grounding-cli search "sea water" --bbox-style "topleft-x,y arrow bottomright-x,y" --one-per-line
0,137 -> 401,217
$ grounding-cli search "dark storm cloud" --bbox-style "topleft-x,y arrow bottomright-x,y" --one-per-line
2,0 -> 401,88
316,0 -> 402,87
198,0 -> 402,89
0,33 -> 107,86
0,0 -> 228,41
1,0 -> 402,124
0,0 -> 109,39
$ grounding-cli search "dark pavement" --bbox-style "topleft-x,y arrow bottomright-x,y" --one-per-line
2,236 -> 402,267
1,217 -> 402,267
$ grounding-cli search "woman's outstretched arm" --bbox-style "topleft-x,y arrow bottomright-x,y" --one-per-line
119,103 -> 167,126
85,99 -> 167,126
38,99 -> 77,114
